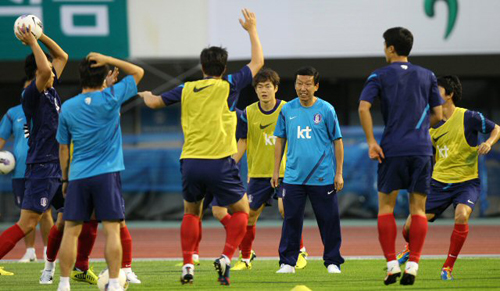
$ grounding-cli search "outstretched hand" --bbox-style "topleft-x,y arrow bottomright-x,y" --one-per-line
239,8 -> 257,32
105,67 -> 120,87
87,52 -> 109,67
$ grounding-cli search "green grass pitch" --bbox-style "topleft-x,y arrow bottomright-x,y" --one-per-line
1,258 -> 499,290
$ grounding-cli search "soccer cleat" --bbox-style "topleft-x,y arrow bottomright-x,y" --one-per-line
396,243 -> 410,265
232,260 -> 252,271
276,264 -> 295,274
56,283 -> 70,291
124,269 -> 141,284
238,250 -> 257,261
70,266 -> 98,285
384,260 -> 401,285
40,268 -> 55,284
441,267 -> 454,280
400,262 -> 418,285
18,249 -> 37,263
0,267 -> 14,276
214,257 -> 231,285
327,264 -> 341,273
180,264 -> 194,285
296,251 -> 308,269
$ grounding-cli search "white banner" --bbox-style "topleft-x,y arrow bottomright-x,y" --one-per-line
128,0 -> 500,59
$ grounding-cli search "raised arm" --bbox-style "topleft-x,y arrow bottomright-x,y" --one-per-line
359,100 -> 385,163
271,137 -> 286,188
16,26 -> 51,92
38,33 -> 68,79
87,52 -> 144,85
333,138 -> 344,192
239,9 -> 264,77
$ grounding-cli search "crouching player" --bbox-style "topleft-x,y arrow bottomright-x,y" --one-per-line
231,68 -> 308,270
56,53 -> 144,291
397,75 -> 500,280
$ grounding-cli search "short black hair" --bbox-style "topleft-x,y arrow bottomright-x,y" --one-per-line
253,68 -> 280,88
437,75 -> 462,104
383,27 -> 413,56
200,46 -> 228,77
295,66 -> 320,85
24,52 -> 53,81
79,57 -> 110,89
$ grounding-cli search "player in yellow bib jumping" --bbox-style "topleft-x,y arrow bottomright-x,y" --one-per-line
397,75 -> 500,280
231,68 -> 308,271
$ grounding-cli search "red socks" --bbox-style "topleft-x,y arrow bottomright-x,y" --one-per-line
443,223 -> 469,270
181,214 -> 200,265
408,215 -> 428,263
220,214 -> 232,228
74,220 -> 98,271
239,225 -> 256,259
0,224 -> 25,259
222,212 -> 249,261
46,225 -> 64,262
194,219 -> 202,255
378,213 -> 397,261
121,226 -> 133,268
300,236 -> 304,250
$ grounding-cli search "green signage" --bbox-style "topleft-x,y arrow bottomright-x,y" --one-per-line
0,0 -> 129,60
424,0 -> 459,39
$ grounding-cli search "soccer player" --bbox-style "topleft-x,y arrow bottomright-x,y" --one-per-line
55,52 -> 144,291
272,66 -> 345,274
0,26 -> 68,277
231,68 -> 308,270
358,27 -> 443,285
138,8 -> 263,286
397,75 -> 500,280
0,98 -> 54,263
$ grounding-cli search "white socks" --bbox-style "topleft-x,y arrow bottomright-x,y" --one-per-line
45,260 -> 55,271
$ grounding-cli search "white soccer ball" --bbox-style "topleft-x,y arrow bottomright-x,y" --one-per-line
14,14 -> 43,40
97,268 -> 129,291
0,151 -> 15,175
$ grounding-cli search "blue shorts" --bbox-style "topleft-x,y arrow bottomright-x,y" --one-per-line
63,172 -> 125,221
22,163 -> 63,214
203,192 -> 220,209
248,178 -> 283,210
426,178 -> 480,221
378,156 -> 432,195
12,178 -> 25,208
181,157 -> 245,207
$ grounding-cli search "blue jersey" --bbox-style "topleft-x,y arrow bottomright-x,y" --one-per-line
21,76 -> 62,164
359,62 -> 443,157
56,76 -> 138,180
0,105 -> 28,178
274,98 -> 342,186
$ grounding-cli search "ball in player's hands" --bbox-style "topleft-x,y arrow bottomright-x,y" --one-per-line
14,14 -> 43,40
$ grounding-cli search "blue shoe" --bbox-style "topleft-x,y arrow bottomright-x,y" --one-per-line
441,267 -> 453,280
396,244 -> 410,265
214,257 -> 231,285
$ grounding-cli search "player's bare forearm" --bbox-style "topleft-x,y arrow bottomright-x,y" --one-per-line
487,125 -> 500,146
233,139 -> 247,164
138,91 -> 166,109
247,29 -> 264,76
272,137 -> 286,187
0,138 -> 6,150
333,138 -> 344,176
430,105 -> 443,127
38,34 -> 68,78
239,9 -> 264,76
358,101 -> 376,144
59,144 -> 70,180
31,42 -> 52,91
